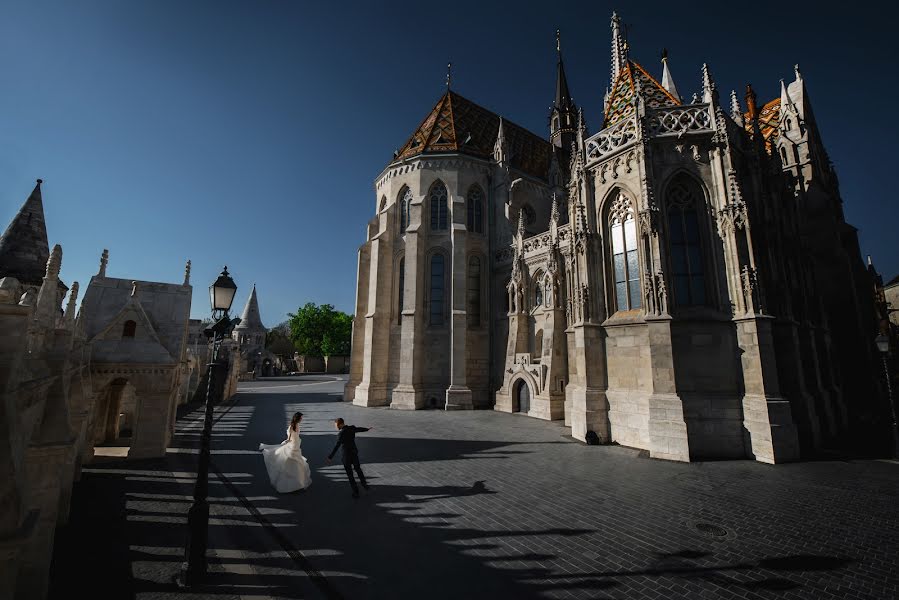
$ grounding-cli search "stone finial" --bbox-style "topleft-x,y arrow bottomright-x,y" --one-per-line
131,280 -> 138,297
98,248 -> 109,277
64,281 -> 79,322
730,90 -> 745,126
517,208 -> 526,238
701,63 -> 717,103
184,259 -> 191,286
794,64 -> 802,82
493,117 -> 508,164
45,244 -> 62,279
550,193 -> 560,224
610,11 -> 626,82
660,48 -> 680,102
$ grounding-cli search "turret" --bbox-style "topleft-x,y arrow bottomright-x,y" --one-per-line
549,30 -> 578,149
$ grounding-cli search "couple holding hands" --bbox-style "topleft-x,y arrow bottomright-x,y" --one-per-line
259,412 -> 372,498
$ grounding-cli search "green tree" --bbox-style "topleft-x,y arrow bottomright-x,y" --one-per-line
265,321 -> 294,356
287,303 -> 352,357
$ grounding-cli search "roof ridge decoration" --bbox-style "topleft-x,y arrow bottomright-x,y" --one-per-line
603,60 -> 681,128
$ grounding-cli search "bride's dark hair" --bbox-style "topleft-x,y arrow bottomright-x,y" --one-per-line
290,412 -> 303,432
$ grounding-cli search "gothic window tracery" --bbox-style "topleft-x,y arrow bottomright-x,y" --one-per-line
608,192 -> 641,311
467,186 -> 484,234
467,256 -> 481,326
666,177 -> 708,307
429,253 -> 446,325
430,181 -> 448,231
399,187 -> 412,232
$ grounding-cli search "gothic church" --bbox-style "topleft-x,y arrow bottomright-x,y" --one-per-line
346,13 -> 879,463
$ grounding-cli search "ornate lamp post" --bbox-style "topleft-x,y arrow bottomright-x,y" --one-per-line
178,266 -> 241,587
875,333 -> 899,458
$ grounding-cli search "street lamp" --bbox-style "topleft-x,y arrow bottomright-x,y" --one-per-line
178,266 -> 241,587
875,333 -> 899,458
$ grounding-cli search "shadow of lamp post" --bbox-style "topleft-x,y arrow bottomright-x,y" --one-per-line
177,266 -> 241,587
874,333 -> 899,458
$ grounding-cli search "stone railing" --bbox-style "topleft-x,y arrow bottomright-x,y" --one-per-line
647,104 -> 712,137
494,224 -> 571,264
585,116 -> 638,164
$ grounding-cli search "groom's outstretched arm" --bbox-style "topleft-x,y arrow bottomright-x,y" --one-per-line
327,435 -> 342,460
355,427 -> 370,433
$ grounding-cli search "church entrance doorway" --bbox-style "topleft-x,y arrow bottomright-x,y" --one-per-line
514,380 -> 530,414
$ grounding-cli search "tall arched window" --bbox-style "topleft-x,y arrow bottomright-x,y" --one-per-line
467,186 -> 484,234
609,192 -> 641,311
430,181 -> 448,231
429,254 -> 445,325
467,256 -> 481,326
666,177 -> 707,306
399,187 -> 412,232
397,258 -> 405,324
122,320 -> 136,338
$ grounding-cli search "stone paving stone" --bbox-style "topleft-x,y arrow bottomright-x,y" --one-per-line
51,375 -> 899,600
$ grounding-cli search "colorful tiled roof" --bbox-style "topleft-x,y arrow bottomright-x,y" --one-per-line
745,98 -> 781,153
603,60 -> 680,128
394,91 -> 553,180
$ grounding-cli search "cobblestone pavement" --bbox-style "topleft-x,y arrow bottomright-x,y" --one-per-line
51,375 -> 899,600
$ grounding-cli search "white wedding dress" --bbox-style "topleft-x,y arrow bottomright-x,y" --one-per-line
259,426 -> 312,493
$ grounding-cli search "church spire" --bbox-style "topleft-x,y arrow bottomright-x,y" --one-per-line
660,49 -> 680,103
235,284 -> 265,332
610,12 -> 627,83
550,29 -> 577,149
0,179 -> 50,287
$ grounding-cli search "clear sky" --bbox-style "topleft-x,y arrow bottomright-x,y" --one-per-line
1,1 -> 896,325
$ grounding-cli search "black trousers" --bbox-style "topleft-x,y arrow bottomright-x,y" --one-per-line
342,454 -> 367,492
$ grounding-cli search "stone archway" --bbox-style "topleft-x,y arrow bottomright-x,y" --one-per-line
513,378 -> 531,414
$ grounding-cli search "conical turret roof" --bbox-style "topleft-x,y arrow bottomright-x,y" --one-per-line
235,285 -> 265,332
0,180 -> 50,286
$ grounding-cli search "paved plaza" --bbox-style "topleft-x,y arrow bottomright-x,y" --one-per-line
50,375 -> 898,600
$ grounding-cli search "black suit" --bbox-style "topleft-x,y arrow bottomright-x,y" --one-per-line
328,425 -> 369,493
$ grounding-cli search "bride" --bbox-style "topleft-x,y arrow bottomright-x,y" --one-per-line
259,411 -> 312,493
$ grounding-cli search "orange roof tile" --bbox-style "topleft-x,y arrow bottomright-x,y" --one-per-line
603,60 -> 680,128
394,91 -> 553,180
744,98 -> 781,153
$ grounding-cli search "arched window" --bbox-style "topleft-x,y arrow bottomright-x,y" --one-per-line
430,181 -> 448,230
780,147 -> 788,164
467,256 -> 481,326
533,271 -> 544,309
466,186 -> 484,234
399,187 -> 412,232
379,196 -> 387,213
609,192 -> 641,311
666,177 -> 707,306
122,320 -> 136,338
429,254 -> 445,325
397,258 -> 405,324
784,117 -> 792,131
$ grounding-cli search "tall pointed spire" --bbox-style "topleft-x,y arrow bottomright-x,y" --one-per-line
0,179 -> 50,286
730,90 -> 744,126
660,49 -> 680,102
550,29 -> 577,149
235,284 -> 265,332
493,117 -> 508,165
610,12 -> 627,82
701,63 -> 717,104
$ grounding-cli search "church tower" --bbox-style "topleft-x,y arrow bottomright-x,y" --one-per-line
549,30 -> 577,149
232,284 -> 266,348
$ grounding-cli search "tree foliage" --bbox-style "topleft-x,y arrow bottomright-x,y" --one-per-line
265,321 -> 294,356
287,303 -> 352,357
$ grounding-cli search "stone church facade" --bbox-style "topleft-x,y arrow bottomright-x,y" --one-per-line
347,13 -> 880,464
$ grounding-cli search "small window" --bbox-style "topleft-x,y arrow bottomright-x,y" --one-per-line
429,254 -> 445,325
467,186 -> 484,234
399,187 -> 413,232
430,181 -> 448,231
122,320 -> 137,338
467,257 -> 481,327
397,258 -> 405,324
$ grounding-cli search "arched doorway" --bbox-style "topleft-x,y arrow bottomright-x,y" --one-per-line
513,379 -> 531,414
262,358 -> 273,377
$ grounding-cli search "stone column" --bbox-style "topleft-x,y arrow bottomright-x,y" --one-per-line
772,319 -> 820,450
446,211 -> 472,410
128,388 -> 174,459
344,242 -> 371,402
535,303 -> 567,420
567,323 -> 611,442
353,232 -> 391,407
738,315 -> 800,463
646,317 -> 690,462
392,223 -> 425,410
16,443 -> 68,600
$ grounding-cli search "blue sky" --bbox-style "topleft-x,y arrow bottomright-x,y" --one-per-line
1,1 -> 896,325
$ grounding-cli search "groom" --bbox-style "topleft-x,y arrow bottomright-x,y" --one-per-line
326,418 -> 372,498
